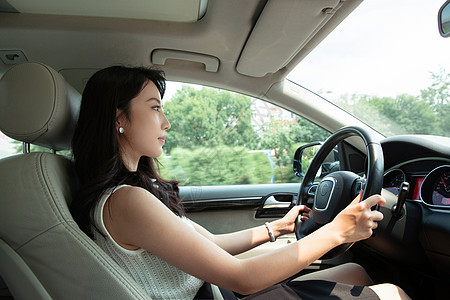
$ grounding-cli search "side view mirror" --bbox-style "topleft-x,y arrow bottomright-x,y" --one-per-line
293,142 -> 322,178
438,0 -> 450,37
293,142 -> 340,179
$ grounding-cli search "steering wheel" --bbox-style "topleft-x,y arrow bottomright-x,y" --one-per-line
295,126 -> 384,259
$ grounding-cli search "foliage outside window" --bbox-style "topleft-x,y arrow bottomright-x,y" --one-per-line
332,70 -> 450,138
160,84 -> 329,186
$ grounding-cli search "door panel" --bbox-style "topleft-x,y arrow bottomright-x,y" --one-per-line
183,183 -> 300,258
182,183 -> 300,230
188,208 -> 281,234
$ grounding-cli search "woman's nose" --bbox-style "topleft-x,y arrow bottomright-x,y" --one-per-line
162,113 -> 171,130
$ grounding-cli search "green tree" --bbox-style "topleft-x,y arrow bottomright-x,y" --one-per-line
336,93 -> 439,137
260,117 -> 328,183
335,94 -> 404,136
361,94 -> 438,135
335,69 -> 449,138
161,146 -> 272,186
420,69 -> 450,136
163,86 -> 258,153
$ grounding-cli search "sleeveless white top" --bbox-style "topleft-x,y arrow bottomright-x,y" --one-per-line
92,184 -> 204,299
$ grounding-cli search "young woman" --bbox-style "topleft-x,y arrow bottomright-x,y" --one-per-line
70,66 -> 410,299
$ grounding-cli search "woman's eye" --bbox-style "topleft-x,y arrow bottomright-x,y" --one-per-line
152,106 -> 161,112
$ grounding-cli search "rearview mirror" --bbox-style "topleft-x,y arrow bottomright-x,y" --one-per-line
293,142 -> 339,179
438,0 -> 450,37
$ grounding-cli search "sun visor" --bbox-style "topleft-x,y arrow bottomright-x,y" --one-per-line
236,0 -> 341,77
2,0 -> 208,22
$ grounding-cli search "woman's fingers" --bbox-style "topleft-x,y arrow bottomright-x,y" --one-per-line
334,193 -> 387,243
371,210 -> 384,221
350,190 -> 364,204
363,194 -> 386,209
300,213 -> 310,221
371,221 -> 378,229
299,205 -> 311,213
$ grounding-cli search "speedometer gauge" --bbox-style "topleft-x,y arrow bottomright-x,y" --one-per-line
421,165 -> 450,206
383,169 -> 406,196
432,170 -> 450,205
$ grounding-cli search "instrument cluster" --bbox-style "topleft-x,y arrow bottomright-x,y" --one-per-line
383,165 -> 450,207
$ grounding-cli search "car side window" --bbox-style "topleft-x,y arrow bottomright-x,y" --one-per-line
0,131 -> 72,159
160,82 -> 329,186
0,131 -> 16,159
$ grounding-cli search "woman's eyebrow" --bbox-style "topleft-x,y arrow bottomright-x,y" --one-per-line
146,98 -> 161,104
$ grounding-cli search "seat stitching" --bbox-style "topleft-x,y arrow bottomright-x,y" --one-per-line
34,153 -> 64,224
15,222 -> 65,252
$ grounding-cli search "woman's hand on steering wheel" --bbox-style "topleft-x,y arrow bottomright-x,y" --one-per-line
272,205 -> 312,237
330,192 -> 386,244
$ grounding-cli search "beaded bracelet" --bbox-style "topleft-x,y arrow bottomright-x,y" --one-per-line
264,222 -> 276,242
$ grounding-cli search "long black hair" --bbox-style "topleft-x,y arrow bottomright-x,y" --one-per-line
70,66 -> 184,238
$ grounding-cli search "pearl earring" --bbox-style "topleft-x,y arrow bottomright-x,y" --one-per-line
119,127 -> 124,133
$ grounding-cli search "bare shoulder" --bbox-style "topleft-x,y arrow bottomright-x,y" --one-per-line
104,185 -> 176,249
108,185 -> 167,216
112,185 -> 151,199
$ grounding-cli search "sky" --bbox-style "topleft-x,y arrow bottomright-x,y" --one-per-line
287,0 -> 450,98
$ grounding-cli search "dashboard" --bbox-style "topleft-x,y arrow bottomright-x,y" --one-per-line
362,134 -> 450,288
381,135 -> 450,208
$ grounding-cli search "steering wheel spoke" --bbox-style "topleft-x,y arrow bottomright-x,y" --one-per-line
307,184 -> 318,196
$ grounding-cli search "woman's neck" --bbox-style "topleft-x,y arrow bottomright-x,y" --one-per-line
120,150 -> 139,172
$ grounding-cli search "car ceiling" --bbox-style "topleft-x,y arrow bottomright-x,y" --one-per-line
0,0 -> 363,99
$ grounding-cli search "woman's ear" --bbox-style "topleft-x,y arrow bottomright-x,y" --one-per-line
116,109 -> 124,132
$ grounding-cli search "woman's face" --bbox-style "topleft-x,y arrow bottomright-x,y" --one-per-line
116,80 -> 170,170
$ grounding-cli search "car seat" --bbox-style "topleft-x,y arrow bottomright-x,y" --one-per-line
0,62 -> 151,299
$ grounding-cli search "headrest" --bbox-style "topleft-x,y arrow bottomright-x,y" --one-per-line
0,62 -> 81,151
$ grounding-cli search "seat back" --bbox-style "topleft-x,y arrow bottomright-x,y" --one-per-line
0,62 -> 151,299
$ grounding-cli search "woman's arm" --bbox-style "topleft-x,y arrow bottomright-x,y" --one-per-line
190,205 -> 311,255
104,186 -> 384,295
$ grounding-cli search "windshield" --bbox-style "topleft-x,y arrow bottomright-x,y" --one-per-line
288,0 -> 450,138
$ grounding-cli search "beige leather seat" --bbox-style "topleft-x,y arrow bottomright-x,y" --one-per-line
0,62 -> 151,299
